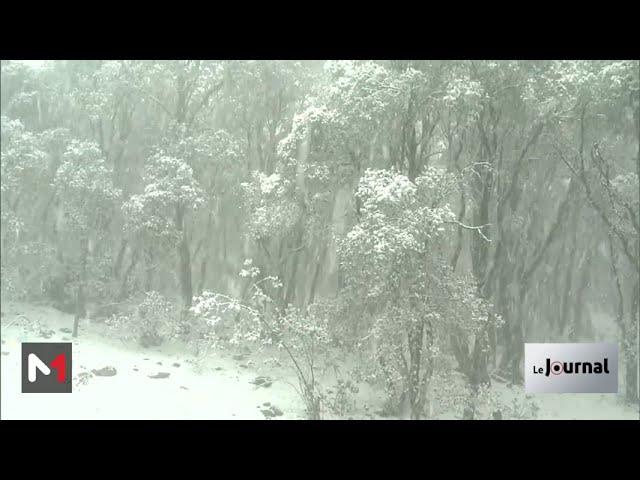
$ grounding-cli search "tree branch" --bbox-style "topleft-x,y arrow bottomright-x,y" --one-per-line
444,221 -> 491,243
187,80 -> 224,132
552,142 -> 639,271
125,80 -> 174,118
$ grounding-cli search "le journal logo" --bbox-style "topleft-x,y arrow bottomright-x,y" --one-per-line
532,358 -> 611,376
525,343 -> 618,394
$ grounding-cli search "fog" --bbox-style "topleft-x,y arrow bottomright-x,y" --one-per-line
1,60 -> 638,420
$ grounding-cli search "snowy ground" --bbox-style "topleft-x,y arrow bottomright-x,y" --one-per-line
1,301 -> 638,420
1,302 -> 307,420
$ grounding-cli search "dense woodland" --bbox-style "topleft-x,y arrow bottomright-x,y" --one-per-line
1,60 -> 638,419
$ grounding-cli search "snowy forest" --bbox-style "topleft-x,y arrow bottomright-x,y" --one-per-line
1,60 -> 638,420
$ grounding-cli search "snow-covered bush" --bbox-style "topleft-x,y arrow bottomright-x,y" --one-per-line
501,393 -> 540,420
190,263 -> 339,419
106,291 -> 177,347
338,168 -> 497,419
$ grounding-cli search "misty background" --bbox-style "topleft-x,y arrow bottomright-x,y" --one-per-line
1,60 -> 638,420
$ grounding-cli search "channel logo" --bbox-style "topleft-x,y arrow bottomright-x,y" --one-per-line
525,343 -> 617,394
21,342 -> 73,393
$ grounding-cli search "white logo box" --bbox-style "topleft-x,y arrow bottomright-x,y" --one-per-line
525,343 -> 618,394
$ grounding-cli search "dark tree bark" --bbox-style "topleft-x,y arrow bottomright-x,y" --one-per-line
628,280 -> 639,404
407,320 -> 425,419
307,241 -> 327,307
72,237 -> 89,338
195,212 -> 214,295
113,239 -> 127,279
119,246 -> 139,300
175,203 -> 193,312
144,246 -> 154,292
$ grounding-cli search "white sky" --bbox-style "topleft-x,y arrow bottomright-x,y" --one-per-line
18,60 -> 46,69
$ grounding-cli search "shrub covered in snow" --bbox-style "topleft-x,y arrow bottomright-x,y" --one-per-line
106,291 -> 177,347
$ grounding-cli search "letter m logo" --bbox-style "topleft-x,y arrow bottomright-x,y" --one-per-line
22,343 -> 73,393
28,353 -> 51,382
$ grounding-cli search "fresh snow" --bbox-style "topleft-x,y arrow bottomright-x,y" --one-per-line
1,302 -> 638,420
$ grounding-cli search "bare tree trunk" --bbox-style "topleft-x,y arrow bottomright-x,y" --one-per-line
175,203 -> 193,312
569,267 -> 590,342
195,212 -> 214,295
626,279 -> 639,404
73,283 -> 85,338
306,241 -> 327,307
450,189 -> 466,272
113,239 -> 127,278
73,237 -> 89,338
283,222 -> 305,308
119,246 -> 139,300
407,321 -> 424,419
144,246 -> 154,292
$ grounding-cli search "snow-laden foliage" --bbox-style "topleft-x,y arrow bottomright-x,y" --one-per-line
337,168 -> 495,418
221,60 -> 310,133
0,63 -> 42,125
339,168 -> 456,295
190,262 -> 283,348
0,119 -> 80,302
49,139 -> 122,309
0,242 -> 57,300
190,263 -> 343,419
106,291 -> 177,347
0,118 -> 46,248
1,116 -> 48,195
324,61 -> 403,125
123,153 -> 204,240
278,104 -> 346,165
122,194 -> 179,243
607,172 -> 640,238
240,171 -> 302,240
278,61 -> 441,182
143,154 -> 204,207
185,130 -> 245,194
54,140 -> 120,235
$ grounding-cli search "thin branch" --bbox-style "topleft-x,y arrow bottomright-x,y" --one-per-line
1,314 -> 33,330
499,120 -> 545,209
460,162 -> 494,180
591,145 -> 640,235
488,83 -> 523,98
520,179 -> 575,289
607,232 -> 625,331
290,244 -> 306,254
444,221 -> 491,243
258,238 -> 272,262
423,150 -> 444,159
187,80 -> 224,131
552,142 -> 639,271
125,81 -> 174,118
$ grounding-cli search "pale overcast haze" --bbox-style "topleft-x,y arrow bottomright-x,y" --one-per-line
19,60 -> 46,69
